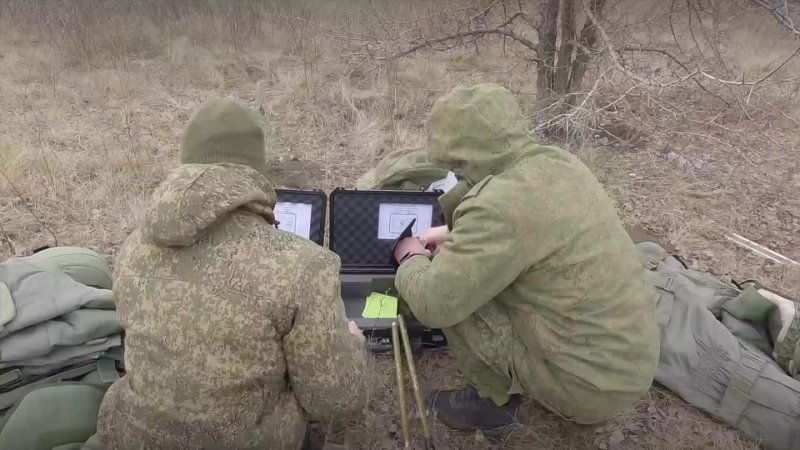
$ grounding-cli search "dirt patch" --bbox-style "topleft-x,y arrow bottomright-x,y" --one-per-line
312,351 -> 759,450
267,159 -> 327,189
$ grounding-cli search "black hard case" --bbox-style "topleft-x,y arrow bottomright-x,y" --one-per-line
274,189 -> 327,247
328,188 -> 448,353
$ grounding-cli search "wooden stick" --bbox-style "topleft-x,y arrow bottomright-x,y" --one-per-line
392,322 -> 411,448
399,314 -> 434,449
726,233 -> 800,266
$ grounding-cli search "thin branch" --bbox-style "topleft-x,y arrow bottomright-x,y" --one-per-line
619,45 -> 730,105
700,44 -> 800,85
389,12 -> 539,60
610,41 -> 800,90
669,0 -> 683,50
686,0 -> 708,60
469,0 -> 501,22
741,104 -> 793,152
581,0 -> 658,86
751,0 -> 800,35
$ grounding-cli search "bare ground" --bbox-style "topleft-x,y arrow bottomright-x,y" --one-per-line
2,1 -> 799,449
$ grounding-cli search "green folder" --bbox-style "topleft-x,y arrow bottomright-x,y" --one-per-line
362,292 -> 399,319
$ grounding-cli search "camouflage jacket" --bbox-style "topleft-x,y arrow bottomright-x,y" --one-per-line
97,163 -> 367,450
396,84 -> 660,421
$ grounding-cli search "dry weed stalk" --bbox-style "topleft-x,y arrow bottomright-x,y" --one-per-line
0,165 -> 59,249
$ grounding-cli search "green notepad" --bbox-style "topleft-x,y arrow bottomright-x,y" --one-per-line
362,293 -> 398,319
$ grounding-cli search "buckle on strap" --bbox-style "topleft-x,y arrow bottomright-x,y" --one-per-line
0,369 -> 21,388
717,352 -> 769,425
645,252 -> 670,270
96,358 -> 120,383
654,276 -> 675,293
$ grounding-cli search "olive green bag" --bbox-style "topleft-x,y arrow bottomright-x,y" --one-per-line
638,241 -> 800,450
0,382 -> 107,450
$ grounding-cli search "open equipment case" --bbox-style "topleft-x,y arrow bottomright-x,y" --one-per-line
275,188 -> 449,354
328,188 -> 448,354
274,188 -> 327,246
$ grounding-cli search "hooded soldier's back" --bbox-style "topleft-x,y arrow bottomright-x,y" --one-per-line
395,84 -> 660,422
97,99 -> 367,450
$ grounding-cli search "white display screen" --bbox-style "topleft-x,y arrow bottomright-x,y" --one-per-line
377,203 -> 433,240
274,202 -> 313,240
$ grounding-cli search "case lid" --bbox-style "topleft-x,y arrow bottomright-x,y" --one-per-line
328,188 -> 445,274
274,189 -> 327,246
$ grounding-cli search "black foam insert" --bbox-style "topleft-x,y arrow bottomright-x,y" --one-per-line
329,189 -> 445,273
274,189 -> 327,246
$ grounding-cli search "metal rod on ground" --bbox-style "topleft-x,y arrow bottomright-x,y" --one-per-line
398,314 -> 434,450
392,321 -> 411,448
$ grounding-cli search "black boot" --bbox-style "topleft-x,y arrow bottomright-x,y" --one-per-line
427,386 -> 521,430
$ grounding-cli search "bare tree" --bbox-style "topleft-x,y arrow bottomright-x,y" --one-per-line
334,0 -> 800,141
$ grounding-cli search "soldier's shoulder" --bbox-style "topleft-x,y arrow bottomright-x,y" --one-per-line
462,175 -> 495,200
460,175 -> 516,209
294,240 -> 341,272
256,227 -> 341,272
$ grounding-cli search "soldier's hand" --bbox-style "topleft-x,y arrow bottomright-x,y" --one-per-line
393,237 -> 431,264
421,226 -> 451,247
348,321 -> 365,340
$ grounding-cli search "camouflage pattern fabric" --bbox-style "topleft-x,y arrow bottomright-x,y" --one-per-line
355,147 -> 450,191
395,83 -> 660,423
97,163 -> 368,450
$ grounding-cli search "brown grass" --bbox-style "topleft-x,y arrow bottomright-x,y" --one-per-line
2,1 -> 799,449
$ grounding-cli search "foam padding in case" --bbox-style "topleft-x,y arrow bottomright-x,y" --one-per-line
329,189 -> 445,273
275,189 -> 327,246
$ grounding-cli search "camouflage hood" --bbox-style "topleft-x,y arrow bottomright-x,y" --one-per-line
141,163 -> 277,247
426,83 -> 539,183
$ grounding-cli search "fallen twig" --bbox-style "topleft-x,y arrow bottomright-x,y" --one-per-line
727,233 -> 800,266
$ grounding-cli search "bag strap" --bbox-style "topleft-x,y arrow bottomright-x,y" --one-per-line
716,351 -> 770,425
95,358 -> 120,384
0,370 -> 21,390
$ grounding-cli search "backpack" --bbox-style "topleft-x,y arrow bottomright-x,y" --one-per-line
0,248 -> 124,449
355,147 -> 450,191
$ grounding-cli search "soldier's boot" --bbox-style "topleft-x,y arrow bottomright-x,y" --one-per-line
308,441 -> 349,450
427,386 -> 521,430
304,436 -> 350,450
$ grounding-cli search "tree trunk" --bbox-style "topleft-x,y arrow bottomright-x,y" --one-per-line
536,0 -> 560,110
554,0 -> 576,94
567,0 -> 606,105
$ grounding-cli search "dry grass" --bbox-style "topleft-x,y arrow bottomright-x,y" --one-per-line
2,1 -> 799,449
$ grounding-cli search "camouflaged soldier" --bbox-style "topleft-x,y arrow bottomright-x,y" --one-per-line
97,98 -> 368,450
393,84 -> 660,429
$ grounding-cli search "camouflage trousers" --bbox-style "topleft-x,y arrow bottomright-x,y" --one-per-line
444,300 -> 644,424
